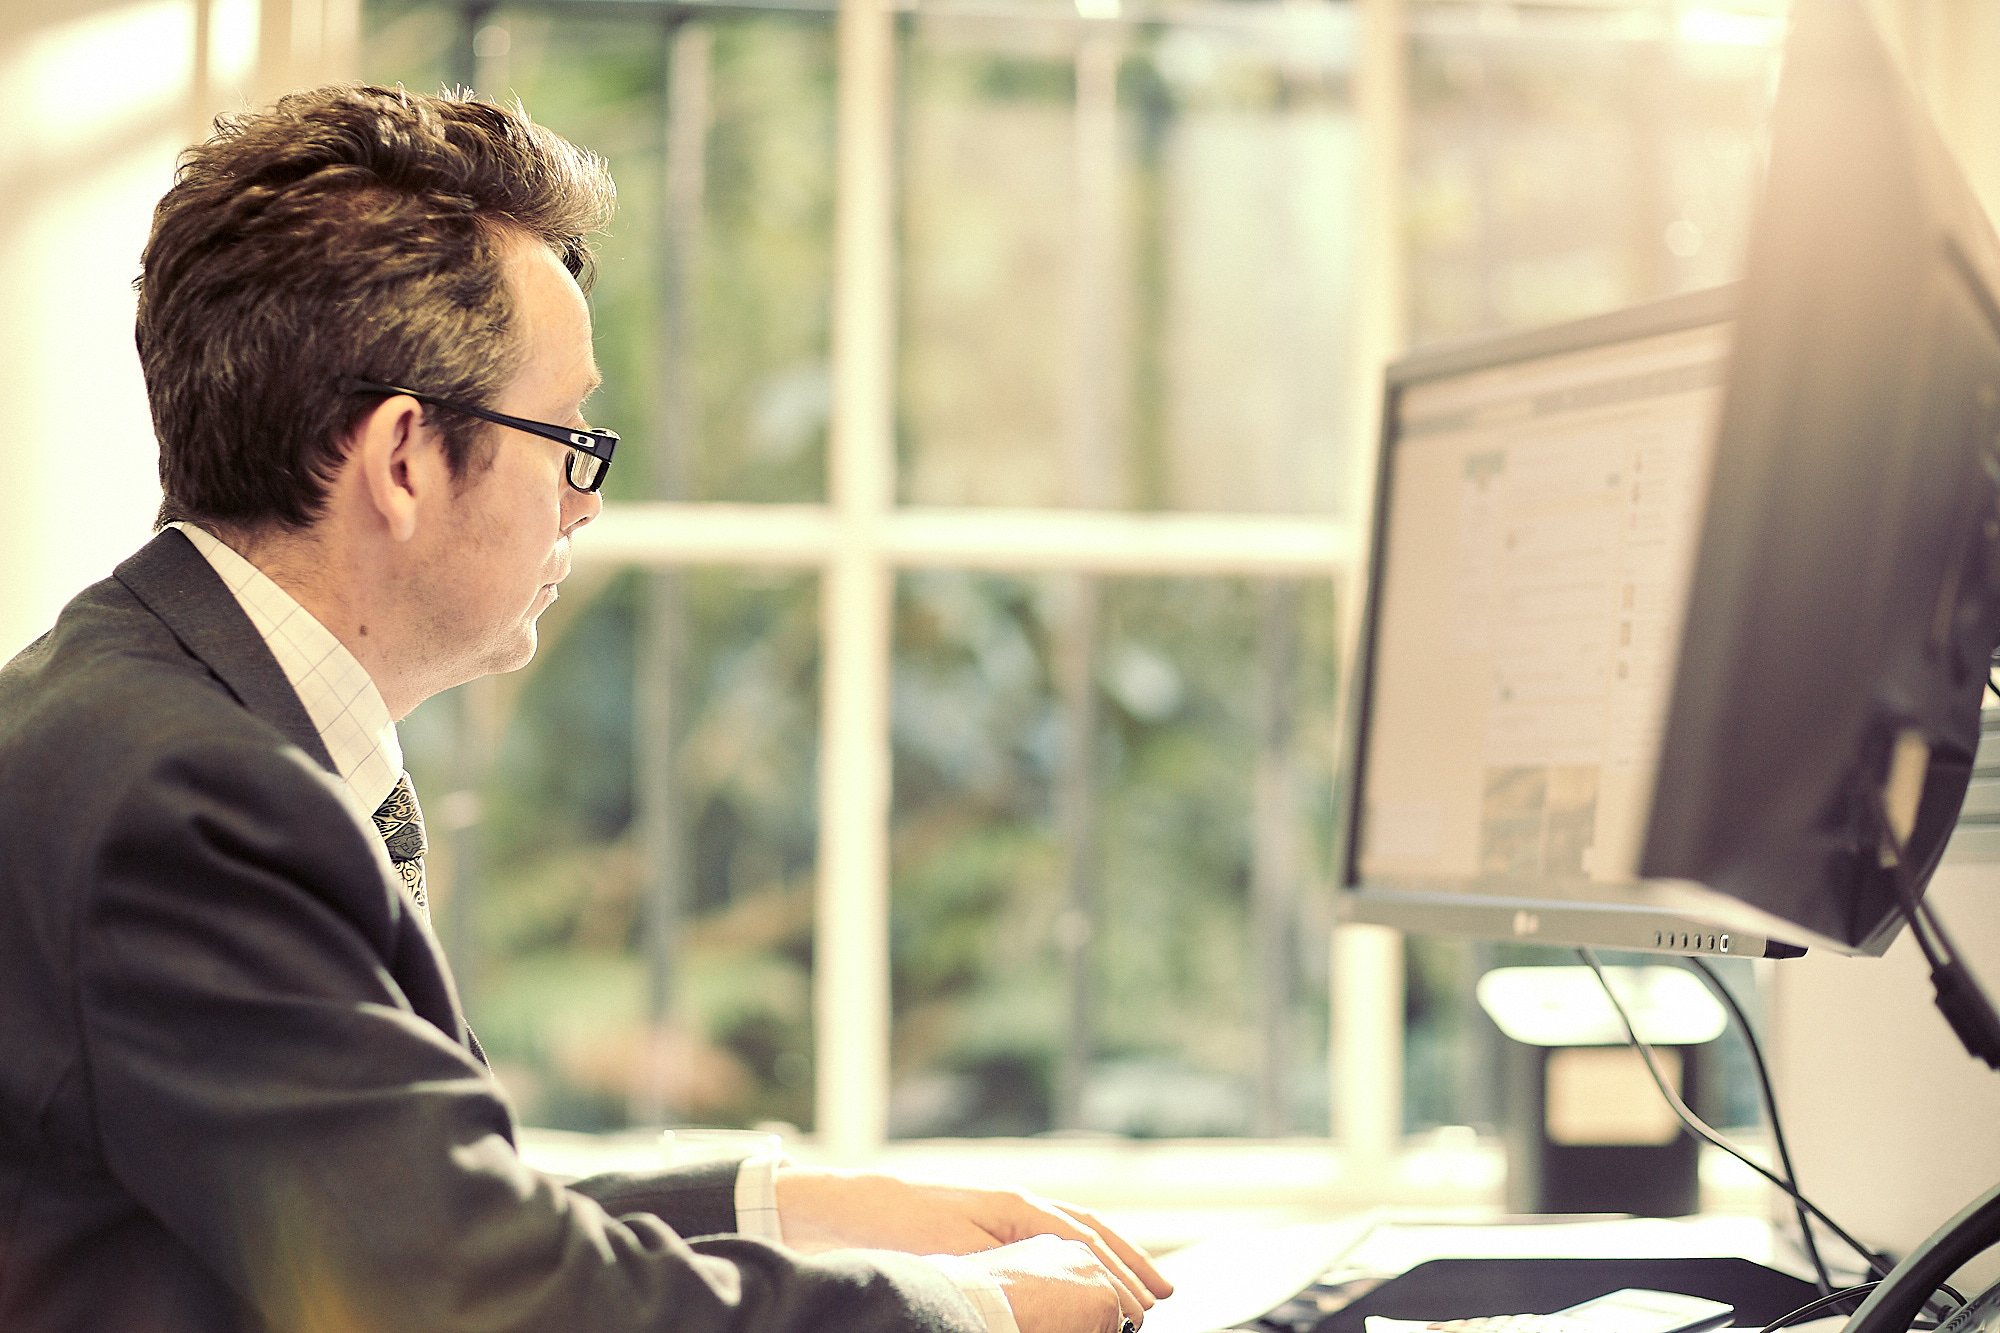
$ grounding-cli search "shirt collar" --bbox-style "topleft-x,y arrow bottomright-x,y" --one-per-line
168,521 -> 404,815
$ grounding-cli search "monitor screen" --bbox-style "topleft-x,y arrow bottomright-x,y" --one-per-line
1339,289 -> 1800,957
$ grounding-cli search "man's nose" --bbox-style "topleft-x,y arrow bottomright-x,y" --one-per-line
563,484 -> 603,533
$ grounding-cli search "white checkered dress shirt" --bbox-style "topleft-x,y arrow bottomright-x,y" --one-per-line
171,522 -> 402,816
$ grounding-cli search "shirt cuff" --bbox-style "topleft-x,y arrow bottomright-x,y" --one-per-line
731,1150 -> 785,1244
922,1252 -> 1024,1333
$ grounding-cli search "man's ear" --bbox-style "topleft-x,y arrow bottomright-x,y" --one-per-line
348,396 -> 447,543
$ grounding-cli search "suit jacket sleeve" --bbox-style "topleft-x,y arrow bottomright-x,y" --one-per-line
75,736 -> 983,1333
568,1162 -> 742,1241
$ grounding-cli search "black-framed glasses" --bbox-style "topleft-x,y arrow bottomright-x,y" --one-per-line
343,378 -> 619,494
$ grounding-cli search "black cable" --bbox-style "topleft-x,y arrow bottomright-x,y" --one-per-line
1880,808 -> 1951,973
1686,957 -> 1831,1296
1574,949 -> 1965,1318
1869,774 -> 1951,969
1758,1282 -> 1879,1333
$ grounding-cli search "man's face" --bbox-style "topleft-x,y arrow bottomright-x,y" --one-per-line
412,233 -> 604,685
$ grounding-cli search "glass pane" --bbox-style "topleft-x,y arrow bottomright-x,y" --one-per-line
897,13 -> 1359,515
1405,10 -> 1781,345
403,567 -> 821,1132
888,572 -> 1338,1138
363,3 -> 836,504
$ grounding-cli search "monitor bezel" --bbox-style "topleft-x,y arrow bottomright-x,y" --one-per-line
1332,283 -> 1810,960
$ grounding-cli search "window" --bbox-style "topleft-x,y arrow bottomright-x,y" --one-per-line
364,0 -> 1785,1162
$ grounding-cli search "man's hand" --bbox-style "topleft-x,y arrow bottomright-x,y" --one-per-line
774,1166 -> 1172,1326
957,1233 -> 1142,1333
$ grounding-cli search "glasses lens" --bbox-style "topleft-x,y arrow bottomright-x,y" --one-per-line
567,451 -> 607,492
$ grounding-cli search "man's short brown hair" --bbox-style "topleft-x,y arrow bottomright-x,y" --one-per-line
137,84 -> 616,530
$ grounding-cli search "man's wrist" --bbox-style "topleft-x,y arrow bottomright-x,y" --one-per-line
922,1252 -> 1024,1333
752,1164 -> 1018,1331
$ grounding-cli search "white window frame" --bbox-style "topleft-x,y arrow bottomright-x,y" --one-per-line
564,0 -> 1417,1170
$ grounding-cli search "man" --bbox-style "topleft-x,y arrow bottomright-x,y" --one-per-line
0,85 -> 1169,1331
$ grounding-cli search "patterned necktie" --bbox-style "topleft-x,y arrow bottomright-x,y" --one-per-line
371,771 -> 429,919
368,771 -> 486,1067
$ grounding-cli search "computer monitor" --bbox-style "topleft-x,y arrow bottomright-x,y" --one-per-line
1338,0 -> 2000,962
1337,285 -> 1789,955
1639,0 -> 2000,957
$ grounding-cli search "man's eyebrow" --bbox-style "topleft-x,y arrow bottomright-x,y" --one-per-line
573,374 -> 603,416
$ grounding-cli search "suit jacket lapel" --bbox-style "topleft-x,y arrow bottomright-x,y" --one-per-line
113,529 -> 338,776
111,531 -> 490,1065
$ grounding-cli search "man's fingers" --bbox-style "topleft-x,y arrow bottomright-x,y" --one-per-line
1075,1240 -> 1141,1333
1005,1197 -> 1165,1309
1013,1209 -> 1146,1307
1099,1257 -> 1148,1324
976,1234 -> 1133,1333
1057,1204 -> 1173,1300
1081,1227 -> 1152,1317
1114,1269 -> 1150,1329
958,1185 -> 1172,1324
996,1220 -> 1146,1327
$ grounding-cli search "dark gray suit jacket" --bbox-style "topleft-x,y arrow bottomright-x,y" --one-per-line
0,530 -> 980,1332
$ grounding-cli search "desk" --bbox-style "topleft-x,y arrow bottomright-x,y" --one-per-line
1146,1213 -> 1816,1333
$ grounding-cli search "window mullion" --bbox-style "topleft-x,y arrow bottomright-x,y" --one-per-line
817,0 -> 899,1160
1332,0 -> 1411,1164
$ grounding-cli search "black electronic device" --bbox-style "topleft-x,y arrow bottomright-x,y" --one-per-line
1333,0 -> 2000,1326
1637,0 -> 2000,959
1310,1258 -> 1814,1333
1337,281 -> 1775,956
1358,1286 -> 1734,1333
1366,1286 -> 1733,1333
1360,1280 -> 1736,1328
1338,0 -> 2000,966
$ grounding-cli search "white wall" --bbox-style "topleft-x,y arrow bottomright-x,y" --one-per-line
0,0 -> 354,661
1767,862 -> 2000,1284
